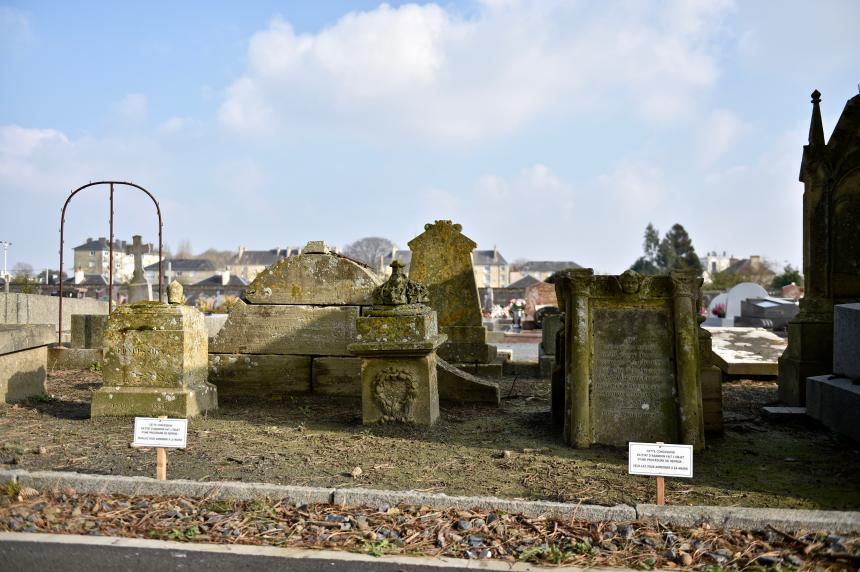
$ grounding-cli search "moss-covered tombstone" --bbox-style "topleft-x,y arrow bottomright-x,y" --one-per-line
91,283 -> 217,417
554,269 -> 706,450
408,220 -> 499,377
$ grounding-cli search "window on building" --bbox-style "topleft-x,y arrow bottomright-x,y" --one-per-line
90,251 -> 95,256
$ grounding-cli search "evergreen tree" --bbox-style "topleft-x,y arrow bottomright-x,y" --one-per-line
630,223 -> 702,275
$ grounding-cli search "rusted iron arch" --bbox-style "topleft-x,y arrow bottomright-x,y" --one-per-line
58,180 -> 164,344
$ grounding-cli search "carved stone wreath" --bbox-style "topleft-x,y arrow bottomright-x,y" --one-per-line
372,366 -> 419,422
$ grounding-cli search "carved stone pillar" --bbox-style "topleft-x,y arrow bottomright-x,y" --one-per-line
671,272 -> 704,450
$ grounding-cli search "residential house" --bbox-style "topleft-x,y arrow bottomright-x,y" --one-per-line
700,251 -> 738,284
509,260 -> 582,283
225,246 -> 297,283
145,258 -> 218,286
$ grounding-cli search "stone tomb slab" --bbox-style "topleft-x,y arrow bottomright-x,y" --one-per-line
806,375 -> 860,441
313,356 -> 361,396
243,249 -> 381,306
210,301 -> 361,356
834,303 -> 860,379
706,327 -> 786,376
209,354 -> 311,399
590,305 -> 679,445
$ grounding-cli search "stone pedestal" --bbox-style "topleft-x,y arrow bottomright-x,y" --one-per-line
0,324 -> 53,402
778,300 -> 834,405
348,262 -> 446,426
91,300 -> 217,417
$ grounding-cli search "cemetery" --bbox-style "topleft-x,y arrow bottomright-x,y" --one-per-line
1,5 -> 860,567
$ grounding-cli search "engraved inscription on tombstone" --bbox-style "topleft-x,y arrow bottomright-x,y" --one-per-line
590,307 -> 678,445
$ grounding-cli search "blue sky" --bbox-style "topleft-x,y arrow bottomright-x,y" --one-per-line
1,0 -> 858,275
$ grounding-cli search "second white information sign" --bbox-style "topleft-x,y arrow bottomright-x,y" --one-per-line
628,442 -> 693,478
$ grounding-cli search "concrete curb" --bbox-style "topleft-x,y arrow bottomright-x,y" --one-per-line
636,504 -> 860,534
2,469 -> 859,532
0,469 -> 331,505
333,487 -> 636,521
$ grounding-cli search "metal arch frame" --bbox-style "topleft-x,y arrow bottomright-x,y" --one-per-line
58,181 -> 163,345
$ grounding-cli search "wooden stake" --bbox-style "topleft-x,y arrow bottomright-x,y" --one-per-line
156,415 -> 167,480
655,441 -> 665,505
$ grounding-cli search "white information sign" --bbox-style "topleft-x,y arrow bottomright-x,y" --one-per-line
132,417 -> 188,449
628,442 -> 693,478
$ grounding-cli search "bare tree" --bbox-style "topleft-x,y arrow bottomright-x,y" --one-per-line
343,237 -> 395,267
176,239 -> 193,258
12,262 -> 33,278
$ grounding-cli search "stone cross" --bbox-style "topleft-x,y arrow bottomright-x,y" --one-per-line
127,235 -> 148,283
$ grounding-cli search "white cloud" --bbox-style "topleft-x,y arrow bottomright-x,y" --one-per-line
699,109 -> 748,164
0,125 -> 68,158
597,161 -> 666,213
157,116 -> 203,138
116,93 -> 148,118
219,1 -> 735,141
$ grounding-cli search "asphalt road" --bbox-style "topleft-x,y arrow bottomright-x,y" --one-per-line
0,532 -> 579,572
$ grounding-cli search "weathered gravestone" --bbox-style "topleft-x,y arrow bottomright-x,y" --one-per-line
71,314 -> 108,349
806,303 -> 860,441
90,282 -> 217,417
209,240 -> 382,399
0,324 -> 53,402
348,261 -> 445,425
126,235 -> 153,303
407,220 -> 500,378
780,90 -> 860,405
554,269 -> 705,450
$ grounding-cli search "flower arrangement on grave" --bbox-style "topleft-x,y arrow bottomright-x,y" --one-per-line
506,298 -> 526,315
711,303 -> 726,318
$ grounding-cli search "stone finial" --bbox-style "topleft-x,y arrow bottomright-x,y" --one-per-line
167,280 -> 185,304
808,89 -> 825,148
373,261 -> 429,306
302,240 -> 330,254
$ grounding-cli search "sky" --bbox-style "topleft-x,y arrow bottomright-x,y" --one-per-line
1,0 -> 858,275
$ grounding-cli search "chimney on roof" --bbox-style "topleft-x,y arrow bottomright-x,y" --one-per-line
74,267 -> 84,285
221,270 -> 230,286
238,245 -> 245,258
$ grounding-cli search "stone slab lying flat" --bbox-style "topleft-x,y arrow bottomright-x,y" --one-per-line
705,327 -> 787,376
210,302 -> 360,356
637,504 -> 860,534
806,375 -> 860,441
0,324 -> 54,355
762,406 -> 807,416
437,358 -> 500,404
